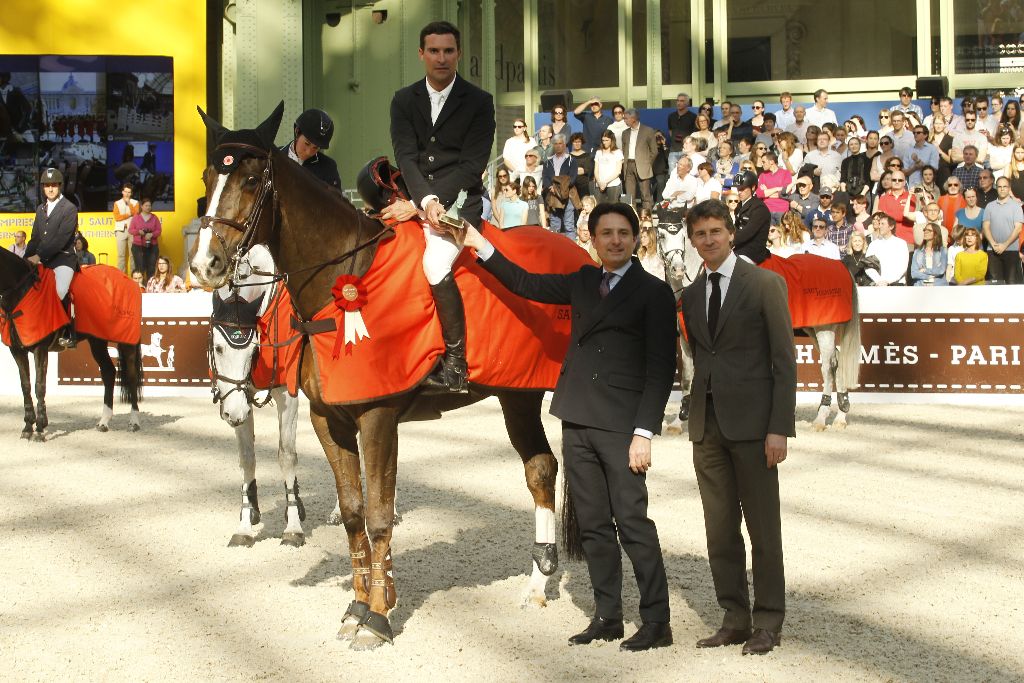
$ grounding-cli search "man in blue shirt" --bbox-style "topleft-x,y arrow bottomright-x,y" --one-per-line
573,97 -> 613,155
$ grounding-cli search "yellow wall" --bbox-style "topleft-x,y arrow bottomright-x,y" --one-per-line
0,0 -> 206,273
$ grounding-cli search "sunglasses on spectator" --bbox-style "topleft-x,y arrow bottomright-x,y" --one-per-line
796,183 -> 808,188
914,129 -> 927,134
977,105 -> 988,111
879,114 -> 890,120
753,105 -> 763,110
965,117 -> 976,122
887,162 -> 902,168
892,178 -> 906,183
726,199 -> 739,204
947,182 -> 960,187
813,224 -> 827,229
553,110 -> 564,115
880,140 -> 893,146
497,173 -> 508,178
513,124 -> 526,129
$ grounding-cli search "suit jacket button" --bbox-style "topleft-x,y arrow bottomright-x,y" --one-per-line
428,155 -> 435,162
430,136 -> 436,142
427,174 -> 434,181
597,347 -> 603,353
592,373 -> 598,380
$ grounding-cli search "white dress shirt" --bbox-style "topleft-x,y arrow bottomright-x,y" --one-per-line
626,124 -> 640,161
46,195 -> 62,216
418,75 -> 459,212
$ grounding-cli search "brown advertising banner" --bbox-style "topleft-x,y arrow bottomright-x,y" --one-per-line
797,313 -> 1024,393
58,317 -> 210,387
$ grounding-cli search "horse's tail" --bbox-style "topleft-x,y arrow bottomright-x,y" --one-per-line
118,342 -> 145,404
836,283 -> 861,390
560,475 -> 584,561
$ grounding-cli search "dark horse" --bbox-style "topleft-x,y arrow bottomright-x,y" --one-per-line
189,104 -> 578,650
0,249 -> 144,438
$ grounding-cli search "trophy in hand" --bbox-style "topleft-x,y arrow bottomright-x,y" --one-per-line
437,190 -> 468,243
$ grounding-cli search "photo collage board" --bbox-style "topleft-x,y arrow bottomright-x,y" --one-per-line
0,55 -> 173,213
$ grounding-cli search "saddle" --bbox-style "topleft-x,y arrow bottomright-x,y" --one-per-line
356,156 -> 410,212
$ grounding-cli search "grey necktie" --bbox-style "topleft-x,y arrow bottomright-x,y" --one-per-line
707,272 -> 722,336
599,271 -> 614,298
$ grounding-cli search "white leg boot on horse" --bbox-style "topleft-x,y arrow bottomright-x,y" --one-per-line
228,413 -> 260,547
274,387 -> 306,547
811,329 -> 837,431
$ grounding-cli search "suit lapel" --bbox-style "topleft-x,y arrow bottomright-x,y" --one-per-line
716,258 -> 751,335
412,79 -> 432,130
431,75 -> 465,132
577,259 -> 644,339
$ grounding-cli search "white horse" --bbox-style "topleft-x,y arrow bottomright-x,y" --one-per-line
209,244 -> 340,547
656,215 -> 861,433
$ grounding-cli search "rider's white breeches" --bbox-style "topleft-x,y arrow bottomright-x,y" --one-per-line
53,265 -> 74,299
422,225 -> 462,286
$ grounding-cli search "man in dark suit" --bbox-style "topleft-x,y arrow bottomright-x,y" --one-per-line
384,20 -> 495,393
26,167 -> 79,348
462,203 -> 677,652
681,199 -> 796,656
731,170 -> 771,263
620,109 -> 658,214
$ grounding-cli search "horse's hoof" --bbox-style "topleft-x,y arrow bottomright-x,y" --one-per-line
227,534 -> 256,548
127,423 -> 141,433
832,420 -> 847,431
521,593 -> 547,609
812,422 -> 827,432
337,620 -> 360,641
96,423 -> 109,432
531,542 -> 558,576
350,611 -> 393,650
32,432 -> 46,442
21,430 -> 32,440
281,533 -> 305,547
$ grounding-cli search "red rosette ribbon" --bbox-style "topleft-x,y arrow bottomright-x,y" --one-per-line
330,275 -> 370,358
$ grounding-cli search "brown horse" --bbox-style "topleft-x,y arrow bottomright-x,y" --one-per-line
0,249 -> 144,438
188,103 -> 578,650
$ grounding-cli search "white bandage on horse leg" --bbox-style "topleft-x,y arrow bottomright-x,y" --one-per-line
535,507 -> 556,544
421,226 -> 462,285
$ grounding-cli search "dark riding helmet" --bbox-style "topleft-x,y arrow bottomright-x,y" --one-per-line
732,169 -> 758,190
40,167 -> 64,185
356,157 -> 410,212
293,108 -> 334,150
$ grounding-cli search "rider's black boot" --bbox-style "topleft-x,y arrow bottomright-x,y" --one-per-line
422,273 -> 468,393
50,297 -> 77,352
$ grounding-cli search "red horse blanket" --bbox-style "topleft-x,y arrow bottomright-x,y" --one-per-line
69,265 -> 142,345
0,265 -> 69,347
252,283 -> 301,395
759,254 -> 853,328
305,221 -> 590,404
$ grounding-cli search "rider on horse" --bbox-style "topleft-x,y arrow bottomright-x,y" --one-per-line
25,167 -> 78,349
284,108 -> 342,190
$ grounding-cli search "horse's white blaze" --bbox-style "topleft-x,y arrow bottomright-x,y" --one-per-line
206,172 -> 229,218
535,507 -> 555,544
192,173 -> 229,282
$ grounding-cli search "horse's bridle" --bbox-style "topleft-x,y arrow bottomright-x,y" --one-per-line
201,143 -> 279,282
657,223 -> 698,291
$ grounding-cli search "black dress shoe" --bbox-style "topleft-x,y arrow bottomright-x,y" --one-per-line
620,622 -> 672,651
742,628 -> 781,655
696,627 -> 752,648
568,617 -> 624,645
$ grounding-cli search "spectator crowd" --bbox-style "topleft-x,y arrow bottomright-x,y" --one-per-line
488,88 -> 1024,286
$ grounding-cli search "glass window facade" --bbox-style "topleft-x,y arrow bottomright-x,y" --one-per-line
953,0 -> 1024,74
537,0 -> 619,89
725,0 -> 917,81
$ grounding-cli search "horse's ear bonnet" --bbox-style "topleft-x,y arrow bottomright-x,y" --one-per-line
198,101 -> 285,173
356,156 -> 410,212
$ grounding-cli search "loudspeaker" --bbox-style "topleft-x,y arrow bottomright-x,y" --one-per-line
915,76 -> 948,99
540,90 -> 572,113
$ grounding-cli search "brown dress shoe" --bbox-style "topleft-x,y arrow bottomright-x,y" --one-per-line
696,627 -> 752,648
742,628 -> 781,655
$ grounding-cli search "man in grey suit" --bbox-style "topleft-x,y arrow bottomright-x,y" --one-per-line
620,109 -> 657,214
681,199 -> 796,656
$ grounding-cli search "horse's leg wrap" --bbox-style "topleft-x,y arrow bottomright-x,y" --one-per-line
837,391 -> 850,413
370,549 -> 396,611
819,394 -> 832,409
242,480 -> 260,525
350,536 -> 372,597
531,542 -> 559,576
284,480 -> 306,522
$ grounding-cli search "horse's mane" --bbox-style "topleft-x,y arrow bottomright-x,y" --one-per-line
270,148 -> 365,223
0,248 -> 36,312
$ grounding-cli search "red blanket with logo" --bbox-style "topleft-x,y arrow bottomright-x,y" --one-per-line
759,253 -> 854,328
0,265 -> 69,347
69,265 -> 142,345
304,221 -> 590,404
251,283 -> 301,395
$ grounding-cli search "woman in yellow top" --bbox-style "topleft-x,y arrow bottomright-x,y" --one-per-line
954,227 -> 988,285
